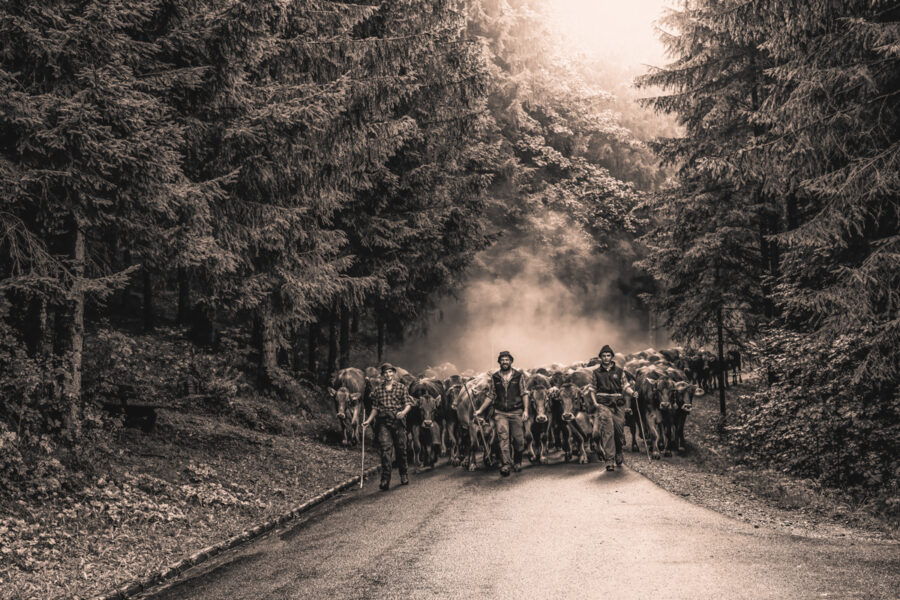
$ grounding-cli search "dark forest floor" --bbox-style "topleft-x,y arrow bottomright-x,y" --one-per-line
0,389 -> 379,600
627,377 -> 899,542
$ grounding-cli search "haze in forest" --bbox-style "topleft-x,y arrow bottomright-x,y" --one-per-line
388,1 -> 673,372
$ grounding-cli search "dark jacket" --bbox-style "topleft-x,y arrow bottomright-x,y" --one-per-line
491,368 -> 526,412
593,363 -> 627,402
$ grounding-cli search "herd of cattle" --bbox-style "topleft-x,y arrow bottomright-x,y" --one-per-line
327,347 -> 743,471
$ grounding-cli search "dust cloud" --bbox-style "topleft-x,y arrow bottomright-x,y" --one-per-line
388,243 -> 655,373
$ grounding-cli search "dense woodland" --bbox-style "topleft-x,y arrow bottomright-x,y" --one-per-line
1,0 -> 897,511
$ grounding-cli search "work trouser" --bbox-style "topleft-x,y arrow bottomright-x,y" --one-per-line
375,416 -> 408,482
493,409 -> 525,467
595,403 -> 625,466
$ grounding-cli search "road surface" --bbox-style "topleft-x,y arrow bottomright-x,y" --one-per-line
143,460 -> 900,599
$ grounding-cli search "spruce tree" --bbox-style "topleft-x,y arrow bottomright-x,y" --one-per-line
0,0 -> 192,436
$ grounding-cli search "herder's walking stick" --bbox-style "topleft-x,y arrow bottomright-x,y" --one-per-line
360,405 -> 366,488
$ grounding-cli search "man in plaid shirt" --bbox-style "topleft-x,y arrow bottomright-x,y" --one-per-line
362,362 -> 414,490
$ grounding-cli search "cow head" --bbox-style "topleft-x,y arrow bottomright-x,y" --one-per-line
655,378 -> 674,411
446,383 -> 463,411
329,387 -> 361,422
418,394 -> 441,429
529,387 -> 551,423
556,383 -> 581,422
637,377 -> 658,411
674,382 -> 696,412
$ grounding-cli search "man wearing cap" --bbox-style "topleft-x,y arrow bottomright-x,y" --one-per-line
474,350 -> 529,477
362,363 -> 414,490
589,345 -> 637,471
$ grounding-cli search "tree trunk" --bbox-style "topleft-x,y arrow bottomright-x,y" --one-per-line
22,295 -> 51,356
257,296 -> 279,387
351,310 -> 359,334
142,265 -> 155,331
307,321 -> 320,375
716,305 -> 727,418
786,193 -> 799,230
327,301 -> 338,376
57,222 -> 85,440
339,302 -> 350,369
177,267 -> 190,325
377,316 -> 385,364
758,208 -> 774,319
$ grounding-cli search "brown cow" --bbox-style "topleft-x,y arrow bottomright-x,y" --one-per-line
629,367 -> 666,460
525,374 -> 553,464
555,381 -> 592,464
408,378 -> 444,469
451,377 -> 495,471
328,367 -> 365,446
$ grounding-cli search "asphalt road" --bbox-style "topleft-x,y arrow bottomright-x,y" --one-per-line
143,459 -> 900,600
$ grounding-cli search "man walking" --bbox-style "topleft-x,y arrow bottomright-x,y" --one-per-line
589,345 -> 636,471
475,350 -> 529,477
362,363 -> 414,490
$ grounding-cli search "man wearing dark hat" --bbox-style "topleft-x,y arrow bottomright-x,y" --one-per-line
362,362 -> 414,490
589,345 -> 636,471
474,350 -> 529,477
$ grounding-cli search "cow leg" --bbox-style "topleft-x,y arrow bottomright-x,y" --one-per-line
646,410 -> 662,460
438,419 -> 448,457
675,411 -> 688,453
628,415 -> 639,453
524,419 -> 538,463
448,423 -> 459,466
591,413 -> 604,462
565,424 -> 579,463
658,410 -> 672,456
485,427 -> 498,468
410,425 -> 422,471
467,424 -> 478,471
536,422 -> 548,464
562,426 -> 573,462
570,418 -> 590,464
433,423 -> 443,466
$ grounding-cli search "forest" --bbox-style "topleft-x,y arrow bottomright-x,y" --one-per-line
1,0 -> 898,568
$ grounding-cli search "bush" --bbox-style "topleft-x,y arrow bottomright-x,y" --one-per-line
730,329 -> 900,516
0,301 -> 117,497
